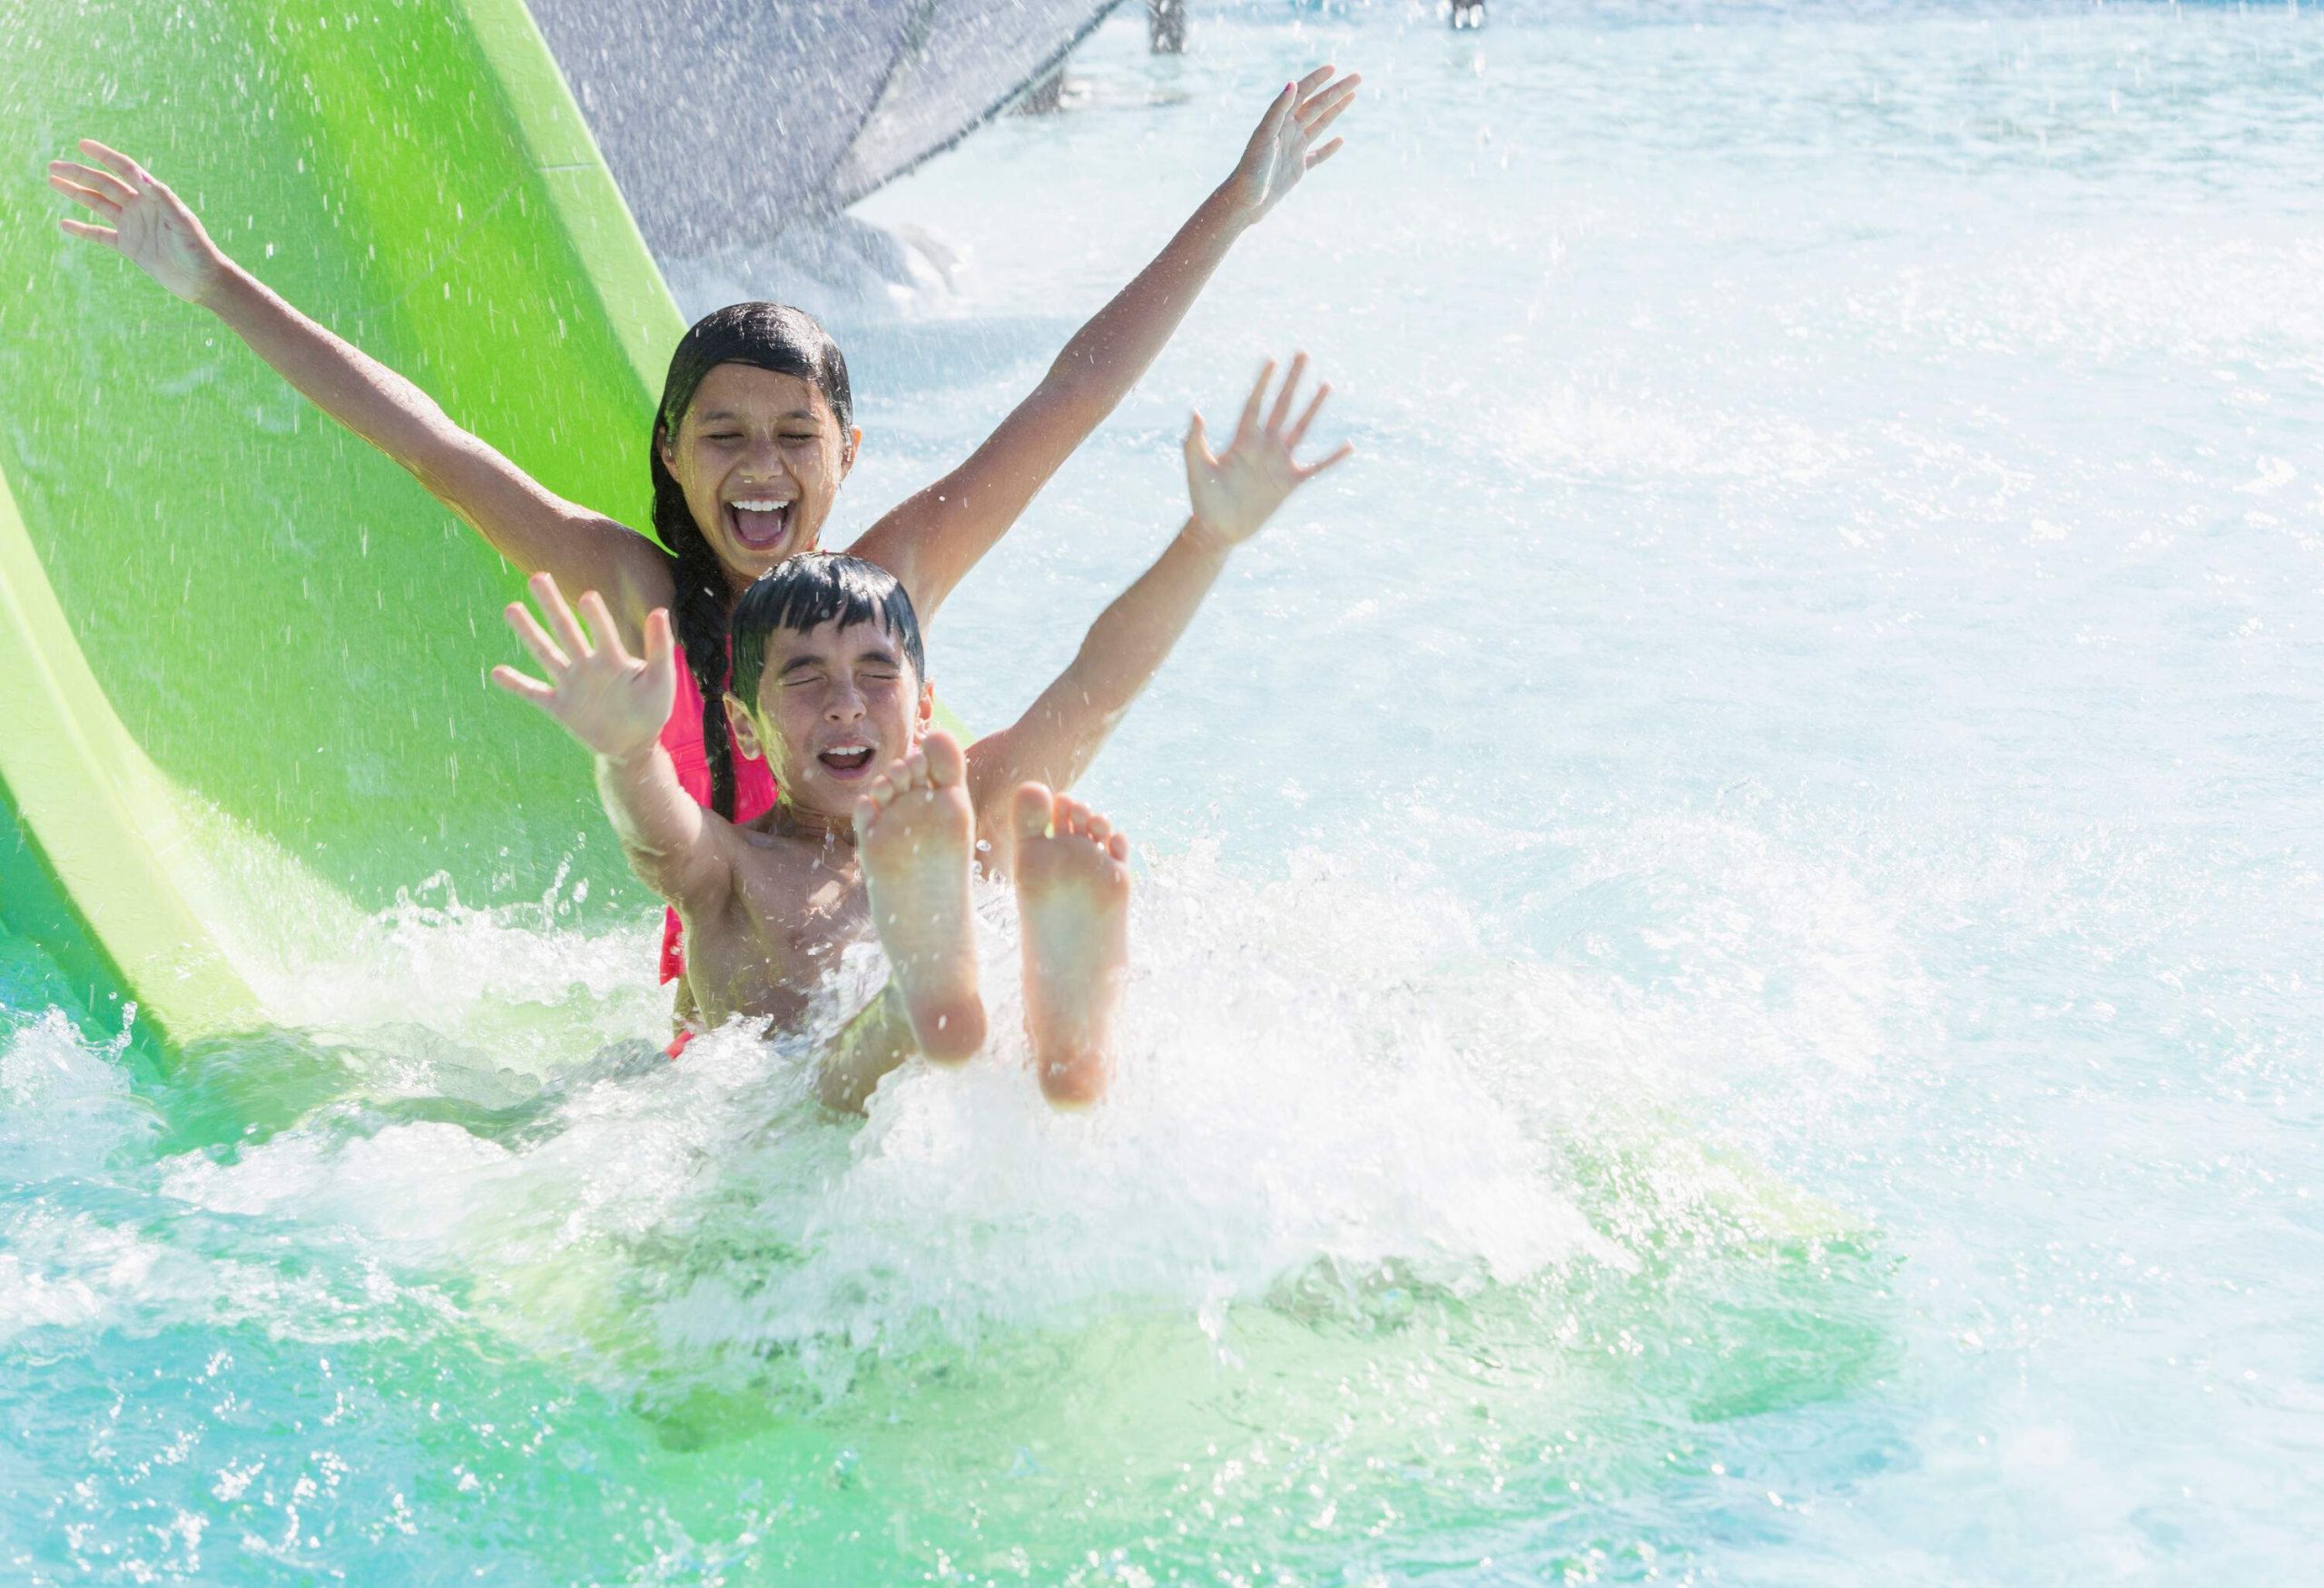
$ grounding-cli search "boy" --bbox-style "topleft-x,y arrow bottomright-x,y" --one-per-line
493,358 -> 1348,1110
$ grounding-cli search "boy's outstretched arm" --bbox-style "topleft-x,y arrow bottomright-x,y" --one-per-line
967,355 -> 1351,862
847,68 -> 1359,622
50,142 -> 664,636
490,572 -> 734,914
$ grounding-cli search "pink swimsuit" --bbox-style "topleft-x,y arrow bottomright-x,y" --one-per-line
657,640 -> 777,983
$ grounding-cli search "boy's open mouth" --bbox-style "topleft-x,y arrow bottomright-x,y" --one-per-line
818,746 -> 875,775
726,498 -> 793,553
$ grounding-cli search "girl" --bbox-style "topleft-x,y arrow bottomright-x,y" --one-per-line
50,65 -> 1356,992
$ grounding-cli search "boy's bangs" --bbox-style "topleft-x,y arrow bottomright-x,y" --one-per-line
729,554 -> 926,702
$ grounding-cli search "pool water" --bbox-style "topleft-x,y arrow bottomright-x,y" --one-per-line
6,2 -> 2323,1581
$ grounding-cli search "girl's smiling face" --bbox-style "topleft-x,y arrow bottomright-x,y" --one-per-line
659,361 -> 860,594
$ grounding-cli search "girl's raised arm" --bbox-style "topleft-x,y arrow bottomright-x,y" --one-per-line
50,141 -> 669,637
846,66 -> 1357,624
964,354 -> 1349,862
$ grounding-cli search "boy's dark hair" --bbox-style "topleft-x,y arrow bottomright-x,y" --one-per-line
648,301 -> 855,819
727,554 -> 926,717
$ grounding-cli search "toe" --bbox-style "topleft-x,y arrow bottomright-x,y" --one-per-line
923,730 -> 967,787
1012,782 -> 1055,841
1084,813 -> 1113,845
1054,797 -> 1087,838
1106,833 -> 1130,863
852,793 -> 881,839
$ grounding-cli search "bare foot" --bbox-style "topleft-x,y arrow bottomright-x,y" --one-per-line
1011,784 -> 1131,1109
853,731 -> 986,1063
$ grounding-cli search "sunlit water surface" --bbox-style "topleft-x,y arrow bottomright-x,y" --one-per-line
7,3 -> 2324,1581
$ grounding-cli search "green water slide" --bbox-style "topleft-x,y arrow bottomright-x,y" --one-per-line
0,0 -> 684,1051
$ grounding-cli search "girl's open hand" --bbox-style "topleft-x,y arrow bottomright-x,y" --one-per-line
1221,66 -> 1359,225
491,572 -> 677,762
48,141 -> 228,304
1183,353 -> 1352,550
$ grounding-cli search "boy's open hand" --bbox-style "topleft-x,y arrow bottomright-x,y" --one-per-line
1184,353 -> 1352,550
1220,66 -> 1359,225
48,141 -> 227,304
491,572 -> 676,763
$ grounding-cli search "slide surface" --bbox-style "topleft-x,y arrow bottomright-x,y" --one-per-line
0,0 -> 684,1050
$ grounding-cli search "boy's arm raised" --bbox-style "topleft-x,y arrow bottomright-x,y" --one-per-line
967,356 -> 1349,854
846,68 -> 1358,623
50,142 -> 666,636
491,573 -> 734,913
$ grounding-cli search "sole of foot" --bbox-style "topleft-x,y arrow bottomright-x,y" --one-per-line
1011,783 -> 1131,1110
853,730 -> 986,1063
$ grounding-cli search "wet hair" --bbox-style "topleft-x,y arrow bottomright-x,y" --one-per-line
728,553 -> 927,723
648,302 -> 855,818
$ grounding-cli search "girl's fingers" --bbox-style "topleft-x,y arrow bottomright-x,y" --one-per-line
47,175 -> 121,217
1306,138 -> 1346,170
1295,440 -> 1356,481
1302,94 -> 1354,143
48,163 -> 126,205
504,600 -> 571,675
52,161 -> 137,208
1236,360 -> 1276,441
489,665 -> 556,705
58,218 -> 119,247
78,139 -> 151,191
1295,64 -> 1337,99
1296,77 -> 1359,125
1284,383 -> 1332,450
1266,352 -> 1310,434
577,588 -> 626,662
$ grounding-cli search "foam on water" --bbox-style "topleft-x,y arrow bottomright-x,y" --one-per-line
3,833 -> 1891,1577
134,840 -> 1854,1377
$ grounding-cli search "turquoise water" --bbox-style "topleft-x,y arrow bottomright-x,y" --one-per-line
7,2 -> 2324,1580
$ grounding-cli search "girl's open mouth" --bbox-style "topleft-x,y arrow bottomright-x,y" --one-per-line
818,746 -> 875,775
726,498 -> 793,552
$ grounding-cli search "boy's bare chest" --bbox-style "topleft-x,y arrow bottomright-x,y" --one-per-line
684,842 -> 871,1024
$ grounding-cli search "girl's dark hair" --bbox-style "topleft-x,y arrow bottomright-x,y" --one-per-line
729,554 -> 926,714
649,302 -> 854,818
